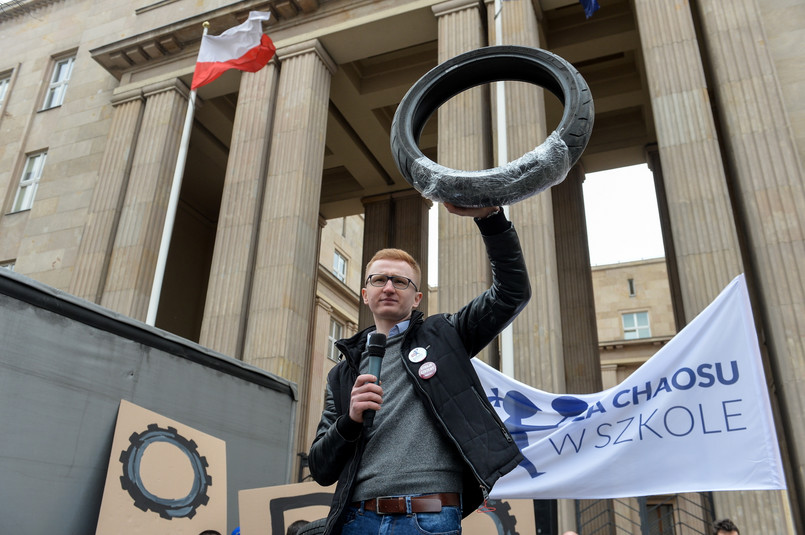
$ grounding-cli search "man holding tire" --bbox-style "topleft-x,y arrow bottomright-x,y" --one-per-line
308,203 -> 531,535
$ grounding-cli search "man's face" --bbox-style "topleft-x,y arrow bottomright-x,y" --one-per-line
362,259 -> 423,325
717,531 -> 738,535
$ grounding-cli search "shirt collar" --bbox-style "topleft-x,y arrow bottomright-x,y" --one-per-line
367,319 -> 410,342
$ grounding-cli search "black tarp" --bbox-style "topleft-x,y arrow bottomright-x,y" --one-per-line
0,268 -> 297,534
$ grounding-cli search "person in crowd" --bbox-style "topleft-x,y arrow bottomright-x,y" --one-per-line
309,203 -> 531,534
714,519 -> 740,535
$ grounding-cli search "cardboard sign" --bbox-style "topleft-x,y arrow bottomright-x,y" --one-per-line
239,481 -> 334,535
96,400 -> 227,534
463,498 -> 537,534
238,481 -> 535,535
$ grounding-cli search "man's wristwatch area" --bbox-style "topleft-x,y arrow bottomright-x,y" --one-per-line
474,206 -> 509,234
476,206 -> 501,220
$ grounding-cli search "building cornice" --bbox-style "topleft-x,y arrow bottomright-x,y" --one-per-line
89,0 -> 328,80
599,335 -> 672,352
0,0 -> 62,23
590,257 -> 666,271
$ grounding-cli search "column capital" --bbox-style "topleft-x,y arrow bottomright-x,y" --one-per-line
315,296 -> 334,313
361,192 -> 392,205
276,39 -> 337,75
644,143 -> 660,171
391,189 -> 432,206
142,77 -> 191,100
481,0 -> 544,21
361,189 -> 432,208
432,0 -> 483,18
110,87 -> 144,107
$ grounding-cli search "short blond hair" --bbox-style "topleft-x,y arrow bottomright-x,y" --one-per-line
365,248 -> 421,286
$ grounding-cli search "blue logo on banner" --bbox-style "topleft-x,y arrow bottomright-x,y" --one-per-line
489,388 -> 589,477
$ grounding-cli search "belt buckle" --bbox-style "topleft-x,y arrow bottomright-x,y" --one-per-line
375,495 -> 399,515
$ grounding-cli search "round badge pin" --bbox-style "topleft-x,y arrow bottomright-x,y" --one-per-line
408,347 -> 427,363
418,361 -> 437,379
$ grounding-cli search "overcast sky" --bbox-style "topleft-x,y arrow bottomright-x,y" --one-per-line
583,163 -> 665,266
428,163 -> 665,285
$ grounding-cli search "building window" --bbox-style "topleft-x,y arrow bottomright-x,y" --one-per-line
622,311 -> 651,340
11,151 -> 47,213
43,56 -> 75,110
646,503 -> 675,534
0,74 -> 10,106
333,250 -> 347,282
0,261 -> 14,271
627,278 -> 636,297
328,318 -> 344,362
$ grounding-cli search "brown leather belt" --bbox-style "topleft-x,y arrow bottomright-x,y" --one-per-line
356,493 -> 460,514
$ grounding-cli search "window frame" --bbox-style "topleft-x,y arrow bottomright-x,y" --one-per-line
327,318 -> 344,362
333,249 -> 347,283
646,502 -> 675,534
10,151 -> 47,213
42,55 -> 75,110
622,310 -> 651,340
0,73 -> 10,107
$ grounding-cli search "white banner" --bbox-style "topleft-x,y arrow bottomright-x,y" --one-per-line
474,274 -> 786,499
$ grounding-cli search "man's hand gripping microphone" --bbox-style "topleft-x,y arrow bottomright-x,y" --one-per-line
363,332 -> 386,428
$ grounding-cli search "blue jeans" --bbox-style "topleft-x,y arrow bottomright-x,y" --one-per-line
341,498 -> 462,535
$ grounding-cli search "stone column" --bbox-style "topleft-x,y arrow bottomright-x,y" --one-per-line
487,2 -> 574,526
553,166 -> 601,394
634,1 -> 794,531
646,146 -> 686,330
304,296 -> 334,456
432,0 -> 495,365
241,40 -> 336,388
359,190 -> 430,330
485,0 -> 566,391
70,88 -> 144,303
554,165 -> 614,533
199,61 -> 279,358
600,364 -> 618,390
100,79 -> 189,319
694,0 -> 804,529
633,0 -> 744,314
288,215 -> 330,483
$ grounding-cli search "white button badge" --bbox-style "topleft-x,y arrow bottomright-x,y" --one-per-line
408,347 -> 427,363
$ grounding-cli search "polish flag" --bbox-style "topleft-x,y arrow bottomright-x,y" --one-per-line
191,11 -> 276,90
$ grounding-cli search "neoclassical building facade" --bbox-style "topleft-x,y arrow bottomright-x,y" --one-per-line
0,0 -> 802,532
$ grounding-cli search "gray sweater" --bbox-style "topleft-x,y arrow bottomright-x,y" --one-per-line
351,333 -> 464,501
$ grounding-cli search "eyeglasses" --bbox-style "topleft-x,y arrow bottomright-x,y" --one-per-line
365,273 -> 419,292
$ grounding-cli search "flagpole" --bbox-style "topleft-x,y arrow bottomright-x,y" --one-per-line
494,0 -> 515,378
145,22 -> 208,326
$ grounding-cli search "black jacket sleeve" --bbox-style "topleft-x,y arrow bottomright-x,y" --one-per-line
308,367 -> 362,486
448,208 -> 531,357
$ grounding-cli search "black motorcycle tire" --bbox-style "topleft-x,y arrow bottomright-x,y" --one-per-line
295,518 -> 327,535
390,45 -> 594,207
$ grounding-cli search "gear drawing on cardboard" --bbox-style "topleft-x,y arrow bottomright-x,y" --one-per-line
119,423 -> 213,519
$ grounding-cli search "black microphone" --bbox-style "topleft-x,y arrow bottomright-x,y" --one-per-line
363,332 -> 386,428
